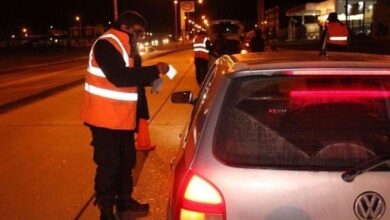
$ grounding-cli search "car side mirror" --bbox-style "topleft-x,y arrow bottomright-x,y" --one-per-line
171,91 -> 194,104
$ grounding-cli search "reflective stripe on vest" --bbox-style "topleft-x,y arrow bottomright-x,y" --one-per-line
193,37 -> 208,51
85,82 -> 138,101
87,34 -> 130,78
329,36 -> 348,41
327,22 -> 348,45
194,48 -> 210,53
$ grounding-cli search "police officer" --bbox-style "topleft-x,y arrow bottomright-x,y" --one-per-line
193,31 -> 210,86
320,12 -> 349,54
80,11 -> 169,219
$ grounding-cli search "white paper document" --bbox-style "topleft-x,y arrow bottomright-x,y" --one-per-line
166,65 -> 177,80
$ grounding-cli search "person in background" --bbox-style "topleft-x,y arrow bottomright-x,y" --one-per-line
249,28 -> 265,52
80,11 -> 169,220
320,12 -> 349,54
193,30 -> 211,86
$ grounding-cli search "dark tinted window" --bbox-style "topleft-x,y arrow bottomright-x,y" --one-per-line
214,74 -> 390,170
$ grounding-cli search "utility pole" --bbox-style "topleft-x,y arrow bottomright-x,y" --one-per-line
345,0 -> 349,28
174,0 -> 178,39
113,0 -> 118,21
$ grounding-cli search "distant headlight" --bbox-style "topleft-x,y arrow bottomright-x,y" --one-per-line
138,43 -> 145,51
241,49 -> 248,54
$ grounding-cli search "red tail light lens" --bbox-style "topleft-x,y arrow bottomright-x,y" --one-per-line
175,171 -> 225,220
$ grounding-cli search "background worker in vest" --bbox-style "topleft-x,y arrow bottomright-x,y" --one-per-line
193,30 -> 211,86
80,11 -> 169,220
320,12 -> 349,54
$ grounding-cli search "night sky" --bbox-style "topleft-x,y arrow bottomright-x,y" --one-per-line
0,0 -> 316,39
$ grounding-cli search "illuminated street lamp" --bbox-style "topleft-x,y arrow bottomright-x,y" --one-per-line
75,16 -> 80,22
22,28 -> 27,33
198,0 -> 203,4
201,15 -> 206,20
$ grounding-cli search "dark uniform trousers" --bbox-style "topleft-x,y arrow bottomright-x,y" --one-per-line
195,58 -> 209,86
88,124 -> 136,208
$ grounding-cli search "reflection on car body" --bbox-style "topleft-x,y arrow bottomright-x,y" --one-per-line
168,51 -> 390,220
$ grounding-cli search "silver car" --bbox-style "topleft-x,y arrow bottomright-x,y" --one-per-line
168,51 -> 390,220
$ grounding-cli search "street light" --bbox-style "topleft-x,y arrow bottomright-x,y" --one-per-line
174,0 -> 178,39
198,0 -> 203,4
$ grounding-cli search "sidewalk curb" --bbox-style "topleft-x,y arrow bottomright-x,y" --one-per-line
0,48 -> 190,114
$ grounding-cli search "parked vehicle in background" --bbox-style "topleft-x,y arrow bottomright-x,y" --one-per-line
208,20 -> 244,57
168,51 -> 390,220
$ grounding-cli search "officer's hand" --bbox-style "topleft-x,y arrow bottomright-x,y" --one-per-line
156,62 -> 169,74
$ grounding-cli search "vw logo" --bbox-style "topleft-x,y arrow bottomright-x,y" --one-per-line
354,191 -> 386,220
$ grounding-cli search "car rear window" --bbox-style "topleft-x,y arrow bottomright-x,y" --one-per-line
214,73 -> 390,170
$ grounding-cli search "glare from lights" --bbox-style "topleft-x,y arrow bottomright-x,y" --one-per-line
50,37 -> 53,41
22,28 -> 27,33
50,25 -> 53,29
162,38 -> 170,45
108,21 -> 112,25
24,33 -> 28,37
369,5 -> 373,10
151,40 -> 159,46
174,0 -> 178,4
201,15 -> 206,19
54,39 -> 58,43
75,16 -> 80,21
11,34 -> 15,39
198,0 -> 203,4
137,42 -> 145,50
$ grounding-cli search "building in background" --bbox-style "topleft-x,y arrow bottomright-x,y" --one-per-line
285,0 -> 380,40
372,0 -> 390,39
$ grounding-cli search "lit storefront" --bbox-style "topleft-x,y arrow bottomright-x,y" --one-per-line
286,0 -> 377,39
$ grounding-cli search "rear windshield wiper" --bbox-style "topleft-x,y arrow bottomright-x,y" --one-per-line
342,155 -> 390,182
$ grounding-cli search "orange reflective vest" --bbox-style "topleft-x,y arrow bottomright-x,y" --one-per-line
193,35 -> 209,60
327,22 -> 349,46
80,28 -> 138,130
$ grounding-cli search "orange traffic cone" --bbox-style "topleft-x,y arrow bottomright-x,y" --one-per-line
135,119 -> 156,151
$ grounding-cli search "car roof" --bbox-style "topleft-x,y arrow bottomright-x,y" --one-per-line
223,51 -> 390,77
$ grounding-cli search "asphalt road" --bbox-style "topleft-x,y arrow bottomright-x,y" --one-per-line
0,50 -> 198,219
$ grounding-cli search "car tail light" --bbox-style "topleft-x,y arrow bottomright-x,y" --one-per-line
175,171 -> 225,220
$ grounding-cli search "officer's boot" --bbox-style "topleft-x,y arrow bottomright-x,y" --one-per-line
99,206 -> 116,220
116,198 -> 149,213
